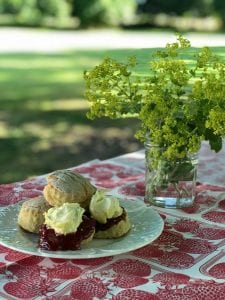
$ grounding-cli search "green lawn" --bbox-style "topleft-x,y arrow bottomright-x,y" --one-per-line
0,46 -> 224,183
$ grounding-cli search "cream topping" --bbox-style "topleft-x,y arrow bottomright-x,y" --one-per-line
44,203 -> 85,235
89,189 -> 123,224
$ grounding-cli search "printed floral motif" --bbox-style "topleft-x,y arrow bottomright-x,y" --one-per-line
112,289 -> 160,300
132,244 -> 164,259
181,202 -> 200,214
4,263 -> 56,298
173,219 -> 200,233
112,274 -> 149,288
0,179 -> 44,206
208,263 -> 225,279
158,251 -> 195,268
218,199 -> 225,210
202,211 -> 225,223
4,250 -> 38,263
196,183 -> 225,193
193,227 -> 225,240
47,262 -> 82,280
119,182 -> 145,196
155,280 -> 225,300
74,162 -> 143,189
70,277 -> 109,300
152,272 -> 190,286
177,239 -> 217,254
109,259 -> 151,277
4,280 -> 52,299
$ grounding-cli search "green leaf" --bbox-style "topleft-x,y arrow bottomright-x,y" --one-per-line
205,128 -> 222,153
168,162 -> 195,182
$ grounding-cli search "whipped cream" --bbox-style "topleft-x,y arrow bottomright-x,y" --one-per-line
44,203 -> 85,235
90,189 -> 123,224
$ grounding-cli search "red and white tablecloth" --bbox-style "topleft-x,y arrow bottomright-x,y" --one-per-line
1,141 -> 225,299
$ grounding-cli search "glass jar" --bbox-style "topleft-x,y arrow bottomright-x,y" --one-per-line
145,139 -> 198,208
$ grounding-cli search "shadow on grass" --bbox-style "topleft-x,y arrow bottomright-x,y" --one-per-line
0,118 -> 141,183
0,46 -> 224,183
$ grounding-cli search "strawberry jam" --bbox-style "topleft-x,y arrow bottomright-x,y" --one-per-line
39,216 -> 96,251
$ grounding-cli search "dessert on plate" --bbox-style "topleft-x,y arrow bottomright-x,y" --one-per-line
39,203 -> 96,251
43,169 -> 96,208
89,189 -> 131,238
18,196 -> 51,233
17,170 -> 131,252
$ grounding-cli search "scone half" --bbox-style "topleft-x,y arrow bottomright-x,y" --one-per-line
94,209 -> 131,239
18,196 -> 51,233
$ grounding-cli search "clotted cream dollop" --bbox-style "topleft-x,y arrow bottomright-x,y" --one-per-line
44,203 -> 85,235
90,189 -> 122,224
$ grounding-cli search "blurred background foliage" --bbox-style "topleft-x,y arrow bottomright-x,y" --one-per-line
0,0 -> 224,30
0,0 -> 225,183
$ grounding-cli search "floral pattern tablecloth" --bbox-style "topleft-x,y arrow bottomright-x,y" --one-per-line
1,141 -> 225,299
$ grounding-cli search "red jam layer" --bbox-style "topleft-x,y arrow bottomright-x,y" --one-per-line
39,216 -> 96,251
95,207 -> 126,232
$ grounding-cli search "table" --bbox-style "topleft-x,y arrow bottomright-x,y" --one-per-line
1,141 -> 225,299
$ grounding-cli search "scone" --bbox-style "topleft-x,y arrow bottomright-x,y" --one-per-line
39,203 -> 96,251
18,196 -> 51,233
89,189 -> 131,239
43,169 -> 96,208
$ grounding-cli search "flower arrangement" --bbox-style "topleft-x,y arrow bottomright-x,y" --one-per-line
84,34 -> 225,159
83,35 -> 225,207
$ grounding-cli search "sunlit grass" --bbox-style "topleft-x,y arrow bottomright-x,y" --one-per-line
25,98 -> 89,110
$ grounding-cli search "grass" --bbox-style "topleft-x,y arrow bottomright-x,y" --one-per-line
0,46 -> 225,183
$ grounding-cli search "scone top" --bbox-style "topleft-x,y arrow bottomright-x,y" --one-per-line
47,170 -> 89,193
89,189 -> 123,224
43,169 -> 96,207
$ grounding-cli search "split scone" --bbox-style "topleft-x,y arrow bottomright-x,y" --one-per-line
43,169 -> 96,208
18,196 -> 51,233
39,203 -> 96,251
89,190 -> 131,239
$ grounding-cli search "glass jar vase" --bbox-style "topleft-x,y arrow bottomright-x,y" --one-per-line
145,139 -> 198,208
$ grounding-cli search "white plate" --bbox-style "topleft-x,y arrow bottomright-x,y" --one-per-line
0,199 -> 164,259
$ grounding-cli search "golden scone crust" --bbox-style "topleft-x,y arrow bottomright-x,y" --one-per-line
94,212 -> 131,239
18,196 -> 51,233
43,169 -> 96,207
